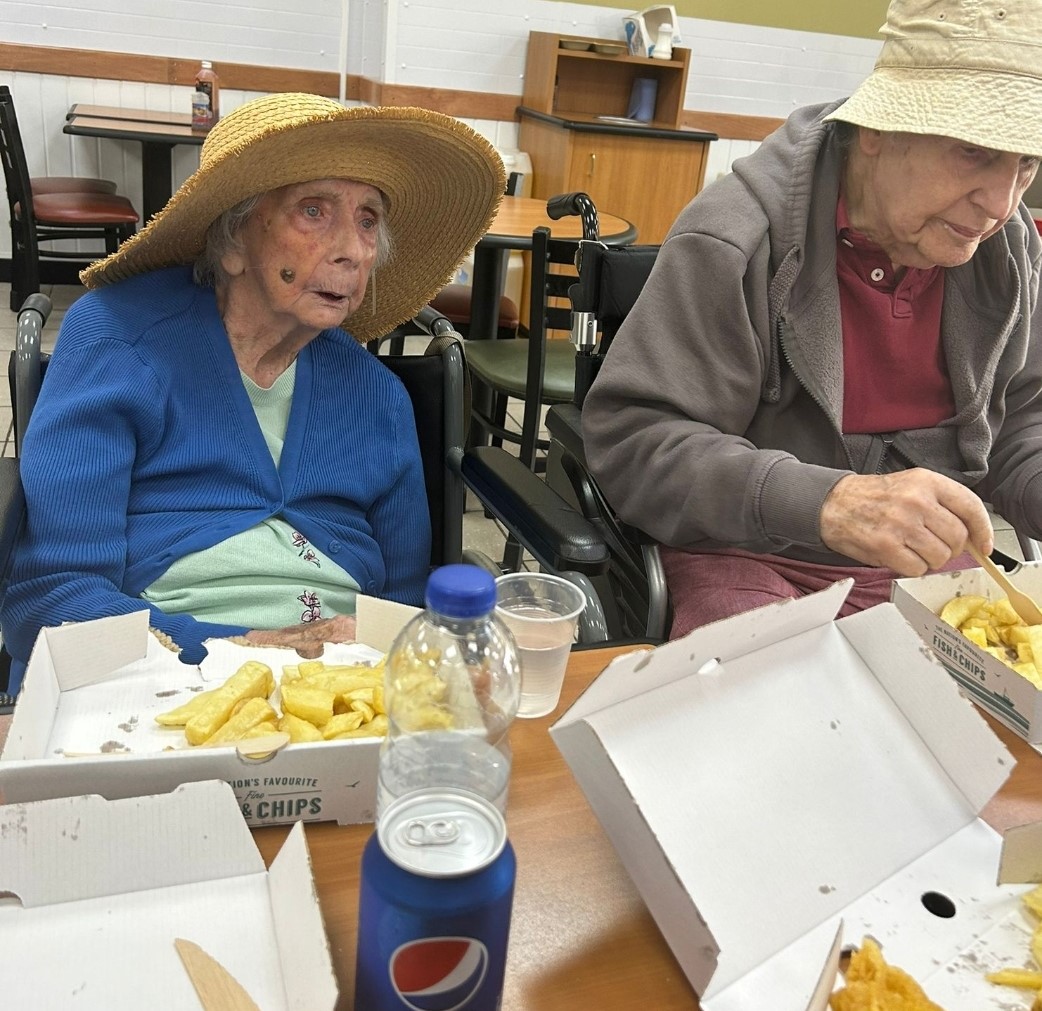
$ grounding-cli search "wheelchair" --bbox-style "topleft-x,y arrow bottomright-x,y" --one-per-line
461,227 -> 667,645
468,224 -> 1042,647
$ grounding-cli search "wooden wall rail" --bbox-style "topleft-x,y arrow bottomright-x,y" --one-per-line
1,42 -> 782,142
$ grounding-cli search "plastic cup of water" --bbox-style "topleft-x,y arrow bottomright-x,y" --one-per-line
494,573 -> 586,718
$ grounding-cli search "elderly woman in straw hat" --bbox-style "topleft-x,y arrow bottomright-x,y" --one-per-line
583,0 -> 1042,638
0,93 -> 505,693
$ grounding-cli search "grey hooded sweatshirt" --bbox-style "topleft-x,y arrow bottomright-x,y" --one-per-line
582,101 -> 1042,565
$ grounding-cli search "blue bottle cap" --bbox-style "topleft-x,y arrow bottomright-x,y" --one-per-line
426,564 -> 496,618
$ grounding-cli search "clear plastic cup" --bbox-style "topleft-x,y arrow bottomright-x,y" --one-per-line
494,573 -> 586,718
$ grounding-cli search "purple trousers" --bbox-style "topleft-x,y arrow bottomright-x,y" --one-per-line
661,546 -> 975,639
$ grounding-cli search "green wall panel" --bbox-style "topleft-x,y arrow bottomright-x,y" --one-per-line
565,1 -> 889,41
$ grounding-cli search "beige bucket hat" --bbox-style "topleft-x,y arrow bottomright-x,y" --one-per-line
826,0 -> 1042,159
81,93 -> 506,343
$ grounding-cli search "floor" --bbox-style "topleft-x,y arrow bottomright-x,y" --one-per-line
0,281 -> 1025,572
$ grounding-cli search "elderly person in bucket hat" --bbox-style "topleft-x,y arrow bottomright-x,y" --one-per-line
582,0 -> 1042,638
0,93 -> 505,693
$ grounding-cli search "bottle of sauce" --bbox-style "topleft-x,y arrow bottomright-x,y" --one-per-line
652,23 -> 674,60
191,61 -> 220,131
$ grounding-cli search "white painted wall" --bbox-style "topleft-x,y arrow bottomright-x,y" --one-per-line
0,0 -> 883,258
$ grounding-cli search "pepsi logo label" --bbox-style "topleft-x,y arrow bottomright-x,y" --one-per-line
390,936 -> 489,1011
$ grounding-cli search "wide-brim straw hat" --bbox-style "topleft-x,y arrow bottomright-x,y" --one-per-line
81,93 -> 506,343
825,0 -> 1042,159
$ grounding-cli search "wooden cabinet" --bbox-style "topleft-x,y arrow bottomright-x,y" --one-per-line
518,31 -> 716,244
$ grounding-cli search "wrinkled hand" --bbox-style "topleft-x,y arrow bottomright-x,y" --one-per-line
241,615 -> 358,658
819,468 -> 993,576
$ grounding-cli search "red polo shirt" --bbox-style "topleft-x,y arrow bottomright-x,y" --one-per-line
836,198 -> 954,434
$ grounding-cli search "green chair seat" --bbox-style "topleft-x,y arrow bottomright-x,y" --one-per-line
465,339 -> 575,402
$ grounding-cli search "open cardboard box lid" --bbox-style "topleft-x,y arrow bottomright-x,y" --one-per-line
0,596 -> 419,826
0,779 -> 338,1009
550,581 -> 1037,1009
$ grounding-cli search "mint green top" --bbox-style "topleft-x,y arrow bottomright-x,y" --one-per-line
141,362 -> 360,627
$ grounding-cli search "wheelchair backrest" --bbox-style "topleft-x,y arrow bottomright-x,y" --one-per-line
571,242 -> 659,406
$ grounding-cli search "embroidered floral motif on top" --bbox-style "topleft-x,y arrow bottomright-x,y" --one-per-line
292,531 -> 321,567
298,590 -> 322,623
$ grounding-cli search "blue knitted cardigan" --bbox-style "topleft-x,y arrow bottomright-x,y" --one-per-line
1,266 -> 430,691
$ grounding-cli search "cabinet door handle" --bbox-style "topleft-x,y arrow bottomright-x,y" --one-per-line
588,152 -> 596,179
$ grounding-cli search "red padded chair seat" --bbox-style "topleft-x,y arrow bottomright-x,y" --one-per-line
432,283 -> 519,330
26,191 -> 139,226
30,176 -> 118,195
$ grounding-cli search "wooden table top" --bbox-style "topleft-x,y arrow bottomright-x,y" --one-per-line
246,644 -> 1042,1010
1,642 -> 1039,1009
486,195 -> 636,245
67,103 -> 193,127
64,114 -> 206,145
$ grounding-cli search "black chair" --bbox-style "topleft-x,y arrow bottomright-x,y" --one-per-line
465,193 -> 600,472
0,86 -> 139,311
428,170 -> 525,342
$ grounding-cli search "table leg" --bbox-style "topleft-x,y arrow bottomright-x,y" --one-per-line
468,242 -> 510,342
467,243 -> 512,452
140,142 -> 173,222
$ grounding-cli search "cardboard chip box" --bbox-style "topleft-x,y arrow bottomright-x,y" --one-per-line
0,596 -> 419,826
550,581 -> 1039,1010
0,779 -> 338,1009
892,562 -> 1042,746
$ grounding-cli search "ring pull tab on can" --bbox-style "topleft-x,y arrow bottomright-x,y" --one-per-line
403,816 -> 462,847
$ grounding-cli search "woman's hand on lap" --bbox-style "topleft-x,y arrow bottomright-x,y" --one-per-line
241,615 -> 358,657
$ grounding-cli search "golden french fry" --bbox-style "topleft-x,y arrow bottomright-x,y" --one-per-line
154,687 -> 220,727
325,714 -> 389,739
200,697 -> 278,747
239,720 -> 280,739
297,671 -> 383,697
350,699 -> 376,723
941,591 -> 1042,689
166,651 -> 390,751
1024,884 -> 1042,919
1015,662 -> 1042,689
991,598 -> 1024,627
322,711 -> 365,739
987,968 -> 1042,988
962,626 -> 988,649
829,938 -> 943,1011
939,595 -> 988,629
184,661 -> 275,746
278,712 -> 325,743
280,682 -> 337,727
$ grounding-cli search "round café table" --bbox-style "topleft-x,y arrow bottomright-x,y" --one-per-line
469,195 -> 638,342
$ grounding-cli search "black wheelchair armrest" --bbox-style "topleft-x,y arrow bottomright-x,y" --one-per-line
461,446 -> 610,576
0,457 -> 24,588
545,403 -> 587,467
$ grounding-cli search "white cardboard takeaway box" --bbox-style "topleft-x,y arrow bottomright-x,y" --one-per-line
892,562 -> 1042,745
0,595 -> 419,827
0,779 -> 338,1010
550,581 -> 1037,1010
